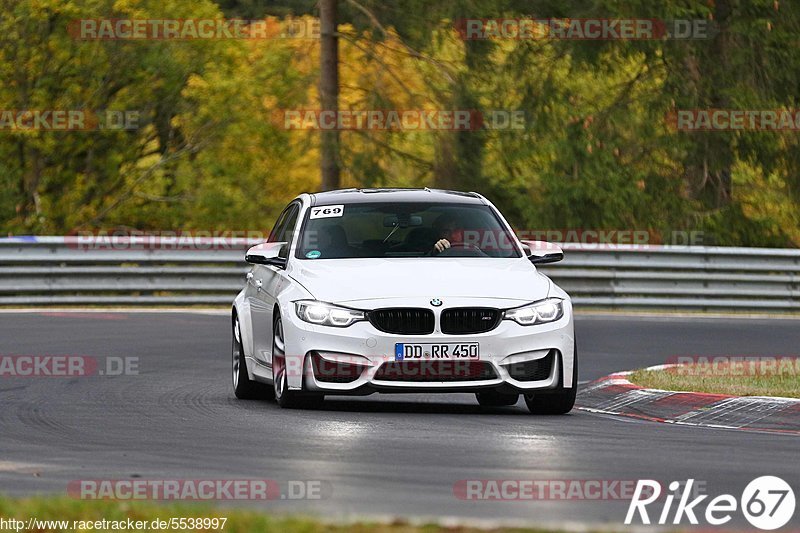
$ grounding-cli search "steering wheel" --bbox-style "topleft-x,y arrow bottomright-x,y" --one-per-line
434,242 -> 488,257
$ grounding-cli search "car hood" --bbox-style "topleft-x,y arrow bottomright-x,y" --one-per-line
288,258 -> 551,304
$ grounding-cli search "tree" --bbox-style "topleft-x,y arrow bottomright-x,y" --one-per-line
319,0 -> 340,191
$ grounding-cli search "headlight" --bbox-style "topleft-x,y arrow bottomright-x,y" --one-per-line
294,300 -> 366,328
503,298 -> 564,326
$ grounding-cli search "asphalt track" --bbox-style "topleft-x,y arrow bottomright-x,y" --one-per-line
1,311 -> 799,528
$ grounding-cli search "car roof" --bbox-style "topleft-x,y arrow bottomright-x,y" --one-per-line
308,188 -> 485,206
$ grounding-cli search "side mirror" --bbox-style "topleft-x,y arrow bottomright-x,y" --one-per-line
519,240 -> 564,265
245,242 -> 288,268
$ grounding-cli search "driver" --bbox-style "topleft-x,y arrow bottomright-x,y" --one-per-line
432,214 -> 465,254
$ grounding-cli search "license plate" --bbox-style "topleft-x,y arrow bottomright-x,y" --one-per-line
395,342 -> 480,361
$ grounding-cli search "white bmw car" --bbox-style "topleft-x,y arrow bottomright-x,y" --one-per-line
231,188 -> 576,414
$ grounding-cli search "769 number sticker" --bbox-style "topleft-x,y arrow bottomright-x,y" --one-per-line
310,205 -> 344,219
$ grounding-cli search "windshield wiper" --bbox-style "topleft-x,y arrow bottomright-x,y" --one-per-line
382,224 -> 401,243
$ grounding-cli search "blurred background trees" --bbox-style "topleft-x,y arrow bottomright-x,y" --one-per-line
1,0 -> 799,246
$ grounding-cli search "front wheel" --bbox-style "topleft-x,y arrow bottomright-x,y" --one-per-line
523,345 -> 577,415
232,315 -> 271,400
272,315 -> 324,409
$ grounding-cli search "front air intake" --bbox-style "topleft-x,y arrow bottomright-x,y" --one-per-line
503,350 -> 556,381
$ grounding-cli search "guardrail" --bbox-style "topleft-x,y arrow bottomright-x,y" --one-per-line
1,237 -> 798,311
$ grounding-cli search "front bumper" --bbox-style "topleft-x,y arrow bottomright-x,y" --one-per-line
279,299 -> 576,394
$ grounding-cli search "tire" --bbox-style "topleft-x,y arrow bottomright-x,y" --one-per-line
476,390 -> 519,407
523,344 -> 578,415
272,314 -> 324,409
232,314 -> 272,400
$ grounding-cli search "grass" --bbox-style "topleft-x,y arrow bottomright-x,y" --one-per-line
628,359 -> 800,398
0,495 -> 565,533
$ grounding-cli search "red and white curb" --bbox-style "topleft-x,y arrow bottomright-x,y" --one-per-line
576,365 -> 800,435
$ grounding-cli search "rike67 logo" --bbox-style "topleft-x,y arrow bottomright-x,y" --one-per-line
626,477 -> 795,530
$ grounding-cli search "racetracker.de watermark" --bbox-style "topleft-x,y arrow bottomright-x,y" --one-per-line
272,109 -> 526,130
296,229 -> 706,253
68,18 -> 319,40
515,229 -> 708,249
61,228 -> 709,254
668,109 -> 800,131
0,355 -> 138,377
68,479 -> 331,500
66,230 -> 266,252
454,18 -> 715,40
664,356 -> 800,377
453,479 -> 706,501
0,110 -> 139,131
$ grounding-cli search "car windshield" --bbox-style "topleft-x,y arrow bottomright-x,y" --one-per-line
295,202 -> 520,259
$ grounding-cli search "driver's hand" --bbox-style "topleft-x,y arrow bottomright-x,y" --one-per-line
434,239 -> 451,253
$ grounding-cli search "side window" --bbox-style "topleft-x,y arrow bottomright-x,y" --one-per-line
276,204 -> 300,258
268,207 -> 290,243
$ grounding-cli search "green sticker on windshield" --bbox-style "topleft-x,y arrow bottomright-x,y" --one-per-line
306,250 -> 322,259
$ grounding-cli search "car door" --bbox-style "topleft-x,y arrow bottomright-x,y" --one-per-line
249,202 -> 301,367
245,206 -> 289,364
